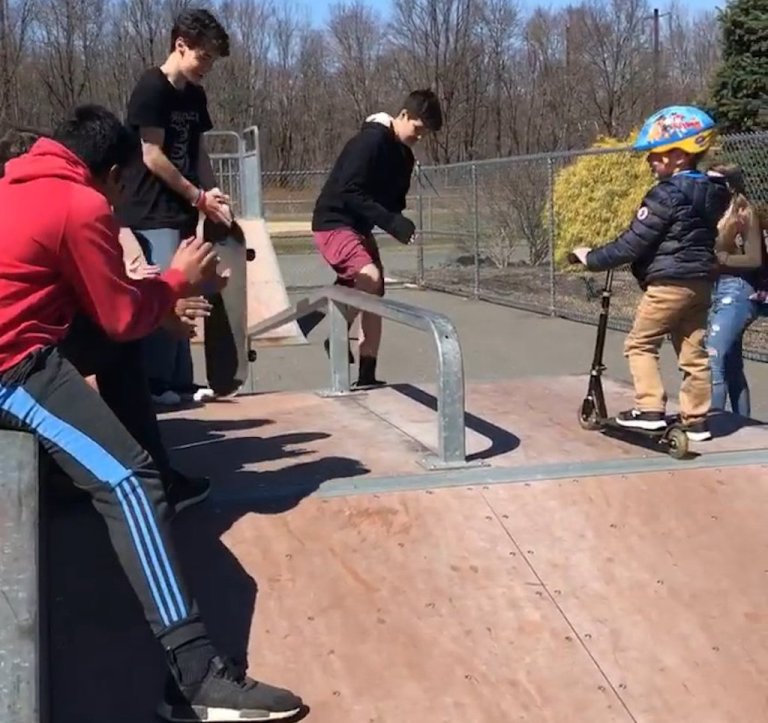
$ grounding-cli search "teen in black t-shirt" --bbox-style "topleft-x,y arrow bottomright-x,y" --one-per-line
115,8 -> 233,408
118,66 -> 214,233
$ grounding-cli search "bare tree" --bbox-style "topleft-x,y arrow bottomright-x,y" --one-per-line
0,0 -> 35,124
478,0 -> 521,157
328,1 -> 387,119
572,0 -> 654,137
0,0 -> 730,172
389,0 -> 486,163
34,0 -> 107,114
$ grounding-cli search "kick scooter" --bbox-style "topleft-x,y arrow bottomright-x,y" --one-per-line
567,253 -> 690,460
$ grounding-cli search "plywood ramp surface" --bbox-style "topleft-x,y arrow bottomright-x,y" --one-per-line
230,488 -> 632,722
483,464 -> 768,723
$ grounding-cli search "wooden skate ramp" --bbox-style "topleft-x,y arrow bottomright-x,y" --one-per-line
45,379 -> 768,722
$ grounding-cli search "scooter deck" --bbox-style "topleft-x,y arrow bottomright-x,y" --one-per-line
591,417 -> 691,458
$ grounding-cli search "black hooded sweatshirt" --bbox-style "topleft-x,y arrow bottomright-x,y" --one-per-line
312,113 -> 416,244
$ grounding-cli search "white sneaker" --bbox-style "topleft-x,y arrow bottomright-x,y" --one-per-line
192,387 -> 216,402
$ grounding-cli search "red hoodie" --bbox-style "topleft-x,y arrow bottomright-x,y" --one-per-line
0,138 -> 191,374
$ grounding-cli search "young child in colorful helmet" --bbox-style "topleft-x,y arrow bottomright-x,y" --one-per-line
570,105 -> 732,441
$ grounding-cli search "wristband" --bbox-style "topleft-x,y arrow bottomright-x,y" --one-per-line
192,188 -> 207,210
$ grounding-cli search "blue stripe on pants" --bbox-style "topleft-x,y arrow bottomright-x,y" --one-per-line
0,384 -> 188,627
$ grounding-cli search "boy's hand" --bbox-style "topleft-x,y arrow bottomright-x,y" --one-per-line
175,296 -> 212,320
391,214 -> 416,244
209,187 -> 231,205
127,256 -> 161,279
162,311 -> 198,340
570,247 -> 592,265
170,236 -> 219,290
199,190 -> 233,227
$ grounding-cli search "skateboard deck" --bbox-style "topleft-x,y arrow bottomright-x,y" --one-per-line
203,217 -> 252,396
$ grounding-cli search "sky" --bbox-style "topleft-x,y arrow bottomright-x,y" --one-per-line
306,0 -> 725,28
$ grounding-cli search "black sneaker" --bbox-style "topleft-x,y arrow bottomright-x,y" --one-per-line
614,409 -> 667,431
167,473 -> 211,514
683,419 -> 712,442
354,356 -> 385,390
352,378 -> 387,390
157,656 -> 303,722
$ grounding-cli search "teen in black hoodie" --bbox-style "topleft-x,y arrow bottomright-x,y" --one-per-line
312,89 -> 443,387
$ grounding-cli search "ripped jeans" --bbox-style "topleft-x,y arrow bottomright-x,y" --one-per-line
706,275 -> 758,417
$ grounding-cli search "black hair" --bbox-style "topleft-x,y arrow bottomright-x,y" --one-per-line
51,104 -> 139,178
171,8 -> 230,57
401,89 -> 443,132
0,127 -> 46,178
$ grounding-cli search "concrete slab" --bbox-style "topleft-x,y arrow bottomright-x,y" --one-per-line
233,288 -> 768,423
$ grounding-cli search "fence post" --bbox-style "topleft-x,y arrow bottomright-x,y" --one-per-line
241,126 -> 263,218
472,163 -> 480,298
416,162 -> 425,286
547,156 -> 556,317
236,132 -> 246,217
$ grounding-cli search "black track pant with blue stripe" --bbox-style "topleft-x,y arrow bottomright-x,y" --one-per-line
0,345 -> 205,647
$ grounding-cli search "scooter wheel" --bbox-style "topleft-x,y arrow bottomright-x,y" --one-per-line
578,398 -> 601,431
665,427 -> 689,459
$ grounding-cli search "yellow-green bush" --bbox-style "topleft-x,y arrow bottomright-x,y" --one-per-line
552,134 -> 654,268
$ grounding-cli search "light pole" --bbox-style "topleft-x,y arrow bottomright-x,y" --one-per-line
645,7 -> 671,109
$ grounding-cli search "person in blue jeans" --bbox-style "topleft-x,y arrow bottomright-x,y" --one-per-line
115,8 -> 233,405
706,164 -> 765,418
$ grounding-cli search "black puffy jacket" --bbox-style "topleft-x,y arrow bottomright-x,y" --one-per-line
585,171 -> 732,288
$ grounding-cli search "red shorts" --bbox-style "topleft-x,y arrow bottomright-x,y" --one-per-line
313,228 -> 383,288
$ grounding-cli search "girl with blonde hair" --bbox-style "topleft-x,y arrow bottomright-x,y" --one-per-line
706,163 -> 765,417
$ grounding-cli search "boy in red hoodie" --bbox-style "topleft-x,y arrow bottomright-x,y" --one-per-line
0,105 -> 303,721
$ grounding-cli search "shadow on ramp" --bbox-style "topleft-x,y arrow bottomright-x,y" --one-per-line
48,417 -> 367,723
708,410 -> 766,439
390,382 -> 521,462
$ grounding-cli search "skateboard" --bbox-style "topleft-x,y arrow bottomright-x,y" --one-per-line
203,216 -> 256,396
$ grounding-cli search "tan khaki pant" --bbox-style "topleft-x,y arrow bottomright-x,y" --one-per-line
624,280 -> 712,424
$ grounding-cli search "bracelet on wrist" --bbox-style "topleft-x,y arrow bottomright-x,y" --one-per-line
192,188 -> 206,209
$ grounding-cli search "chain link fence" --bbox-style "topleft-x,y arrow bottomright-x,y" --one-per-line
210,130 -> 768,359
414,131 -> 768,360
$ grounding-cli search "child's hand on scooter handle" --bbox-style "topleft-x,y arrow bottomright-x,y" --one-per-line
569,247 -> 591,266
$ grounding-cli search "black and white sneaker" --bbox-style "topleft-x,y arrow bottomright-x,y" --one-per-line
683,420 -> 712,442
157,656 -> 304,722
614,409 -> 667,431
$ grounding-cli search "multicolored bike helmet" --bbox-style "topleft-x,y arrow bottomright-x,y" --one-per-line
633,105 -> 717,154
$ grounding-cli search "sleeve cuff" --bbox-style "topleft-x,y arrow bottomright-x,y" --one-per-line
160,268 -> 191,297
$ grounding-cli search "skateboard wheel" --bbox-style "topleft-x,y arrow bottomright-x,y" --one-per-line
246,248 -> 256,261
665,427 -> 689,459
248,350 -> 257,362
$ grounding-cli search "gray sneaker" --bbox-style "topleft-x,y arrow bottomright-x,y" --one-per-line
157,656 -> 304,722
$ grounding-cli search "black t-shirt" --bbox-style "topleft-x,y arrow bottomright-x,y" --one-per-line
116,67 -> 213,232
